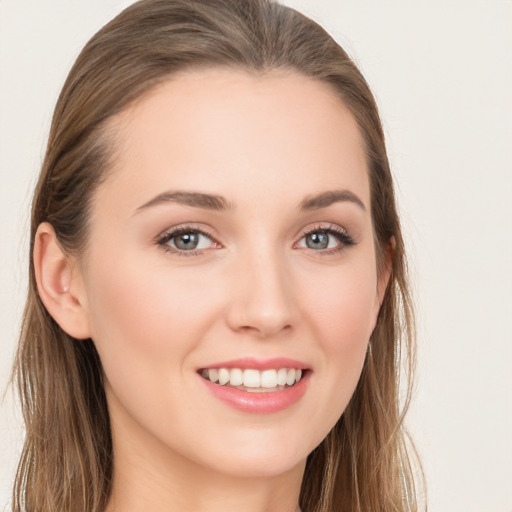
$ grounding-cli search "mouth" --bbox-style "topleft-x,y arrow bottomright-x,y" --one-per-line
197,358 -> 311,413
198,367 -> 309,393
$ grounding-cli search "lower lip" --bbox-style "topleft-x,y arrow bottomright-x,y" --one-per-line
200,373 -> 310,413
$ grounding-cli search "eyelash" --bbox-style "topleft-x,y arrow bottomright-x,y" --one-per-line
156,223 -> 356,257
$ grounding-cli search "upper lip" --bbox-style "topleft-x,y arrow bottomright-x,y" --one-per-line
198,357 -> 310,371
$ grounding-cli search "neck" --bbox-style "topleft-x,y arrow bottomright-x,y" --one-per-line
107,448 -> 305,512
105,398 -> 305,512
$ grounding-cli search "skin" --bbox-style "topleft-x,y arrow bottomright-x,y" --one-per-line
34,69 -> 389,512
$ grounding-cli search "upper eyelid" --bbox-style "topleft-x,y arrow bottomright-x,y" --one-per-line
156,224 -> 218,242
301,224 -> 348,236
295,223 -> 353,241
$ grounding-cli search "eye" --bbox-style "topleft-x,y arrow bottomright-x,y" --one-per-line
157,226 -> 219,256
296,225 -> 355,254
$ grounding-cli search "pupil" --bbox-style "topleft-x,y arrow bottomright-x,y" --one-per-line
176,232 -> 198,250
307,232 -> 328,249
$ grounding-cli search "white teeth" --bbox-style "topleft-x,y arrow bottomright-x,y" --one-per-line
243,369 -> 261,388
218,368 -> 230,385
230,368 -> 243,386
277,368 -> 288,386
260,369 -> 277,388
203,367 -> 305,388
286,369 -> 296,386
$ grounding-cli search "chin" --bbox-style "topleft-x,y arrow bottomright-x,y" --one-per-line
187,428 -> 317,480
207,451 -> 307,480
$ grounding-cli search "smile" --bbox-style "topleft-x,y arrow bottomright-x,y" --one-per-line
200,367 -> 303,392
198,359 -> 311,413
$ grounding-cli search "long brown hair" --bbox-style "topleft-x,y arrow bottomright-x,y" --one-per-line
12,0 -> 422,510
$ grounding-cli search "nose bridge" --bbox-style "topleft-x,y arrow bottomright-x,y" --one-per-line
226,238 -> 296,338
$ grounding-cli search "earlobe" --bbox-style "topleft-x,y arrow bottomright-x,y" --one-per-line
33,222 -> 91,339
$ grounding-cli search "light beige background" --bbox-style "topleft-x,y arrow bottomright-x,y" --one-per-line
1,1 -> 511,510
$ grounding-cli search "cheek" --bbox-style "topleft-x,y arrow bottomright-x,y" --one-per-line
83,253 -> 221,397
316,276 -> 375,381
87,252 -> 213,343
299,257 -> 378,434
305,257 -> 378,349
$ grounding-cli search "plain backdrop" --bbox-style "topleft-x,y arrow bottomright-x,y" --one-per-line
1,1 -> 511,511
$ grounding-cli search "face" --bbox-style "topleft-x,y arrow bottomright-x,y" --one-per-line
77,69 -> 385,479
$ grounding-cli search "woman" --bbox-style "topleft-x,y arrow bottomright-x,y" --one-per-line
12,0 -> 421,511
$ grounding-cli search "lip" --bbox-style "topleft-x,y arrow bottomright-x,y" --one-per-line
199,357 -> 310,371
198,359 -> 311,414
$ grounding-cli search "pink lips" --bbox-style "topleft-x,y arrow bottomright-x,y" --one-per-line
198,357 -> 311,414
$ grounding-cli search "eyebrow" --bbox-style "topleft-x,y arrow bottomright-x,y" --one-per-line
135,191 -> 233,212
299,189 -> 366,212
135,188 -> 366,214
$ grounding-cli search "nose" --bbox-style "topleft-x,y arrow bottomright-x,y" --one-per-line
225,248 -> 297,338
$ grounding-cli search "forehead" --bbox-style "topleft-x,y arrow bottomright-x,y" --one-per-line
99,68 -> 369,215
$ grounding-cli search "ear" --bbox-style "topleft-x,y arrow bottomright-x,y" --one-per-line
371,236 -> 394,330
33,222 -> 92,339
